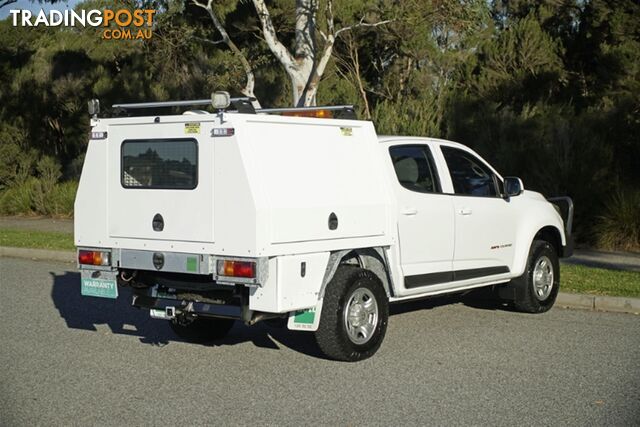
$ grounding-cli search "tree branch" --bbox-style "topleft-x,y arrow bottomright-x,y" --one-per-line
192,35 -> 226,46
0,0 -> 17,9
334,18 -> 394,37
193,0 -> 260,105
251,0 -> 297,73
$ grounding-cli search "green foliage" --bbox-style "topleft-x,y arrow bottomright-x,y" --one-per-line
0,179 -> 76,217
0,179 -> 38,215
594,190 -> 640,252
372,98 -> 440,137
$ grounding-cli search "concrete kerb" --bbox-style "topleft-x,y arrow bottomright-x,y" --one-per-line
0,245 -> 638,315
0,246 -> 75,264
556,292 -> 640,314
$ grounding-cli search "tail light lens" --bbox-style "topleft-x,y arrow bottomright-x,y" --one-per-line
217,260 -> 256,278
78,250 -> 111,266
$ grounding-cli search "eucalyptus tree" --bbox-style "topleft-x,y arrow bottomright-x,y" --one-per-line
193,0 -> 391,106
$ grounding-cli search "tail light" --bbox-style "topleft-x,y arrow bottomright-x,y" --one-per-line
217,260 -> 256,278
78,250 -> 111,266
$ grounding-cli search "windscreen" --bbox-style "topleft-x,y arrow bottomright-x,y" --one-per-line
121,139 -> 198,189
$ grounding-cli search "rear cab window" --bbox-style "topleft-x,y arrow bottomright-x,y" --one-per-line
121,139 -> 198,189
389,145 -> 442,193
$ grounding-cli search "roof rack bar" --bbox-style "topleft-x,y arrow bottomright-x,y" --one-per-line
112,97 -> 254,110
256,105 -> 354,114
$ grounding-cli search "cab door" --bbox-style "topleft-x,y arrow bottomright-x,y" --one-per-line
388,143 -> 455,293
438,145 -> 517,280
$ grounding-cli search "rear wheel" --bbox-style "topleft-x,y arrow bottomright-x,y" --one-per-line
513,240 -> 559,313
315,266 -> 389,362
169,316 -> 235,343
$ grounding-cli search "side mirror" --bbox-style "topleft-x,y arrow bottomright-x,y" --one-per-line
503,176 -> 524,198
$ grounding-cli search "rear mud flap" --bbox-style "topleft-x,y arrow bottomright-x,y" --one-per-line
287,298 -> 323,331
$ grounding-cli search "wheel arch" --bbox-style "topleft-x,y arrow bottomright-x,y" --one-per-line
319,247 -> 395,300
512,224 -> 564,277
534,226 -> 563,256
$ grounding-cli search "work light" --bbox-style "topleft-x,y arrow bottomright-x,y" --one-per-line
88,99 -> 100,116
211,91 -> 231,110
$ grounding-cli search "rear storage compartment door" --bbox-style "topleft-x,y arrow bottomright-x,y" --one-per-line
107,122 -> 214,243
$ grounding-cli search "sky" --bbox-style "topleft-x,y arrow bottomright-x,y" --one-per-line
0,0 -> 82,20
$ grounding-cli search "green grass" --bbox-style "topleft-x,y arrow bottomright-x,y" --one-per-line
561,264 -> 640,298
0,228 -> 74,251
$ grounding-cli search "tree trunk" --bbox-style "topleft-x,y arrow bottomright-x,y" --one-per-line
252,0 -> 390,107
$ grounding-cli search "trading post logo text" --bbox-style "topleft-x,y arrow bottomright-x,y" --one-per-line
9,9 -> 156,40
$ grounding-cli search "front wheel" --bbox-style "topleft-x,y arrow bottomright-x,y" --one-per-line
314,266 -> 389,362
513,240 -> 560,313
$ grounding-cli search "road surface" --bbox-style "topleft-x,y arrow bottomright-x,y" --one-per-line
0,257 -> 638,426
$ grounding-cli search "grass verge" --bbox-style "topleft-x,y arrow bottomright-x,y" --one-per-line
561,264 -> 640,298
0,228 -> 74,251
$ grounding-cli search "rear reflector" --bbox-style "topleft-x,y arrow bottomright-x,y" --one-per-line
89,131 -> 108,140
211,128 -> 235,137
78,250 -> 111,266
217,260 -> 256,278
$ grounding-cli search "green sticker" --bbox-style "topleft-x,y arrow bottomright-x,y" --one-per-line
294,309 -> 315,324
81,278 -> 118,299
186,257 -> 197,272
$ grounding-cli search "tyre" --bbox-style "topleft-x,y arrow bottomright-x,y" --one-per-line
513,239 -> 560,313
169,316 -> 235,343
315,266 -> 389,362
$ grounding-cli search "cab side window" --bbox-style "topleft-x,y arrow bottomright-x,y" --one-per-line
441,146 -> 497,197
389,145 -> 441,193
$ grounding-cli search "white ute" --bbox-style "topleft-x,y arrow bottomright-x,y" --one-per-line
75,93 -> 573,361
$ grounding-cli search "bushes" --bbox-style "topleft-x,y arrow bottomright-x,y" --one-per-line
0,178 -> 77,218
0,179 -> 38,215
594,190 -> 640,252
0,179 -> 77,217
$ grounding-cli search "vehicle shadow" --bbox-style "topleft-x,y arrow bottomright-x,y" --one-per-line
389,290 -> 514,315
50,271 -> 514,359
50,271 -> 323,357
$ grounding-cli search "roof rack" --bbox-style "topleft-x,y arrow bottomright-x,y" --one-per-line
112,97 -> 254,110
109,96 -> 357,120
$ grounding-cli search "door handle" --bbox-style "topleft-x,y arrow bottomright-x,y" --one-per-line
401,208 -> 418,216
458,208 -> 473,215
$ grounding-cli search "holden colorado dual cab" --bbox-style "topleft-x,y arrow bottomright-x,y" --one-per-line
75,93 -> 573,361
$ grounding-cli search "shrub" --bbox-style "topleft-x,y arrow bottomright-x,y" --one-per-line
0,179 -> 77,217
47,181 -> 78,217
33,157 -> 63,215
0,178 -> 38,215
594,189 -> 640,252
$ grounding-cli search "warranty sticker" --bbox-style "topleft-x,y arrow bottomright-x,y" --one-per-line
185,122 -> 201,134
340,127 -> 353,136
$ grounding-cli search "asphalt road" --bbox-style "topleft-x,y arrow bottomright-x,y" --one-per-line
1,257 -> 638,426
